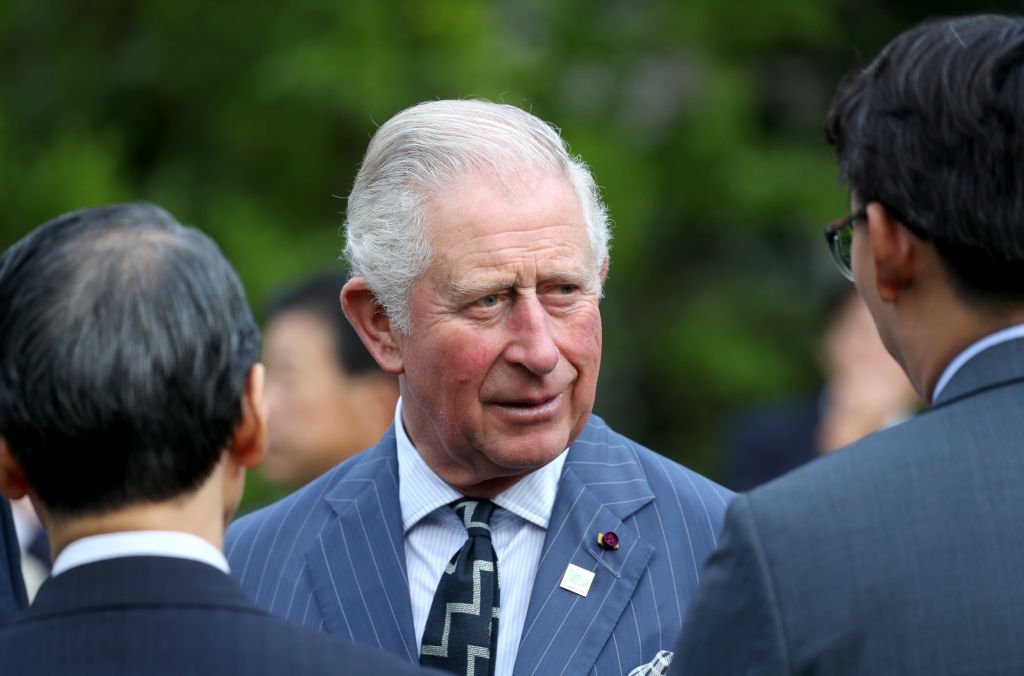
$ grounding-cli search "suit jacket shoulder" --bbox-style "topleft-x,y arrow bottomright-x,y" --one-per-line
228,434 -> 397,616
565,415 -> 732,539
673,337 -> 1024,675
0,556 -> 434,675
228,429 -> 419,658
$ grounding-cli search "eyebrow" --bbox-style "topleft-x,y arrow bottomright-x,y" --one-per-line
446,269 -> 593,306
446,279 -> 515,308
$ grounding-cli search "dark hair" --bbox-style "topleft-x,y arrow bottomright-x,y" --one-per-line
265,273 -> 380,376
825,14 -> 1024,303
0,203 -> 260,517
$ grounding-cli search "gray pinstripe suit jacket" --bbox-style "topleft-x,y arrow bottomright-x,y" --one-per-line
227,414 -> 732,675
672,337 -> 1024,675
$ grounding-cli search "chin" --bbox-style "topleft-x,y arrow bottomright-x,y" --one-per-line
489,435 -> 570,471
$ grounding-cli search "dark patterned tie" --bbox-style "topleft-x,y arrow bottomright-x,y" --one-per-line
420,499 -> 500,676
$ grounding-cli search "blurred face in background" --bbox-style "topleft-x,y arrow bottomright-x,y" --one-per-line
817,291 -> 919,452
262,310 -> 393,488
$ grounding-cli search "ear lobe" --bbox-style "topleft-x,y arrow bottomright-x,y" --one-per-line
341,278 -> 405,375
0,438 -> 30,501
228,364 -> 267,470
867,202 -> 916,303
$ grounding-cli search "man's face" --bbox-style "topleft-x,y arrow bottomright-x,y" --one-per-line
263,311 -> 379,487
394,173 -> 604,496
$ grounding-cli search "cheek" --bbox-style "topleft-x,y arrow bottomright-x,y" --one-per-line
297,378 -> 332,409
282,377 -> 344,428
563,312 -> 603,368
436,331 -> 502,380
403,335 -> 496,409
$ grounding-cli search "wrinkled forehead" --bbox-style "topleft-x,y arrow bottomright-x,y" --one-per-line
422,168 -> 586,238
419,170 -> 593,286
422,160 -> 572,206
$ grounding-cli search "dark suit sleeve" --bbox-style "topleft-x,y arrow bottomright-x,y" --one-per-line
669,495 -> 788,675
1,498 -> 28,623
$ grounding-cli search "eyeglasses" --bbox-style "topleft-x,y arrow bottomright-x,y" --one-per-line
823,208 -> 867,281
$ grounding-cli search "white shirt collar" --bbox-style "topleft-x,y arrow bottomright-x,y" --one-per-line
932,323 -> 1024,401
51,530 -> 229,577
8,502 -> 38,555
395,398 -> 566,534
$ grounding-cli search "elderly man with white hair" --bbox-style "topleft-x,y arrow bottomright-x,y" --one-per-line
227,99 -> 731,676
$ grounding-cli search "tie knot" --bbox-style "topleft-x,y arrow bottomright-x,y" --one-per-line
451,499 -> 495,538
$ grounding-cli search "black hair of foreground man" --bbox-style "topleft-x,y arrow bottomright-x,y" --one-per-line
0,203 -> 437,676
0,204 -> 259,516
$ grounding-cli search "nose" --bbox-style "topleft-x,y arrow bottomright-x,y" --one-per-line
504,295 -> 560,375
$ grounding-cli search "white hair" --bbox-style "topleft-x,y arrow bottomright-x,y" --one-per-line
342,99 -> 611,333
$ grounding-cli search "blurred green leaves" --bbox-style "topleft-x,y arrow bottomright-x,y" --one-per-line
0,0 -> 1011,505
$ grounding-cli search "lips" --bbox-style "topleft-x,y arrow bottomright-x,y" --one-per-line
490,392 -> 564,418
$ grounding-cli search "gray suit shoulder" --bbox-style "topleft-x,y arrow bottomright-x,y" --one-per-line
708,386 -> 1024,673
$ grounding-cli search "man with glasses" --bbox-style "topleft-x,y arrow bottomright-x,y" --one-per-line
671,14 -> 1024,674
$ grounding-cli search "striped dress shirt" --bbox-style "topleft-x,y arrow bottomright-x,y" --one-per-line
396,399 -> 566,676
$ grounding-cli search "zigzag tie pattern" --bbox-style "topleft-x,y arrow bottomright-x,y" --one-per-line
420,499 -> 500,676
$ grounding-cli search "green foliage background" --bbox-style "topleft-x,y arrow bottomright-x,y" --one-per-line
0,0 -> 1014,509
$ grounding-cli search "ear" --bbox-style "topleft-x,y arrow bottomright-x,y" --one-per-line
866,202 -> 916,303
341,277 -> 405,375
0,438 -> 30,501
227,363 -> 267,470
598,257 -> 610,285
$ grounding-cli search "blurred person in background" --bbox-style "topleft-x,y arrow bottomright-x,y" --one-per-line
228,99 -> 732,676
8,497 -> 49,600
725,286 -> 918,491
673,14 -> 1024,674
0,203 -> 435,675
262,272 -> 398,489
0,498 -> 26,624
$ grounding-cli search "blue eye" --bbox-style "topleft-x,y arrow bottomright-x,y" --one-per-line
479,294 -> 499,307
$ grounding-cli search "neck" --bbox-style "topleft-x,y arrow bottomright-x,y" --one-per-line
45,463 -> 229,560
895,293 -> 1024,402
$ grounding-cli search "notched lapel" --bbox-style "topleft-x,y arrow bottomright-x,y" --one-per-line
302,438 -> 418,662
514,462 -> 655,676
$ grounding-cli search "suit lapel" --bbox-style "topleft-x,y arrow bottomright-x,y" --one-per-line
303,428 -> 418,661
514,417 -> 655,676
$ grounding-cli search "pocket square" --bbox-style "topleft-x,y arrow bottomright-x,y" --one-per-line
628,649 -> 673,676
